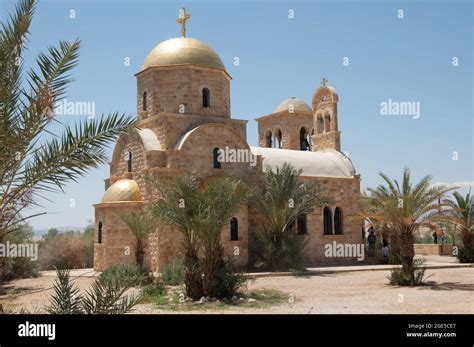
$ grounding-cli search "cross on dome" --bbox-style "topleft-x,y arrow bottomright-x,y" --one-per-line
177,7 -> 191,37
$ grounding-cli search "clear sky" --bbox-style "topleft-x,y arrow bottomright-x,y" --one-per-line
1,0 -> 472,230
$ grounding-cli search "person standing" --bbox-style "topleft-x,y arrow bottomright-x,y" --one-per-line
368,229 -> 376,257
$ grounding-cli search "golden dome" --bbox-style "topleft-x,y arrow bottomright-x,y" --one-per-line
141,37 -> 225,71
101,179 -> 142,203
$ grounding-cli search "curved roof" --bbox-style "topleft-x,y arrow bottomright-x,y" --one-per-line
141,37 -> 225,71
137,128 -> 161,151
101,179 -> 142,203
251,147 -> 356,178
175,123 -> 249,150
275,97 -> 312,114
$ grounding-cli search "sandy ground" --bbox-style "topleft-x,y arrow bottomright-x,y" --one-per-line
1,266 -> 473,314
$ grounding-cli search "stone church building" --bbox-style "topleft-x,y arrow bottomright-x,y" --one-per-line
93,9 -> 363,272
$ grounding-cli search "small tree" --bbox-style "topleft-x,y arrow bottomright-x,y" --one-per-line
151,173 -> 204,300
196,177 -> 246,298
443,190 -> 474,262
118,210 -> 156,266
151,173 -> 247,299
248,163 -> 329,270
363,168 -> 452,284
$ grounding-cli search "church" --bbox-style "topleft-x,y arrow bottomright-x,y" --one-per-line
93,9 -> 363,272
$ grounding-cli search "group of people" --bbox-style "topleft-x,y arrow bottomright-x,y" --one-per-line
363,226 -> 389,260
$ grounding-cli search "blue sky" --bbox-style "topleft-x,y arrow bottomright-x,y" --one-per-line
1,0 -> 472,230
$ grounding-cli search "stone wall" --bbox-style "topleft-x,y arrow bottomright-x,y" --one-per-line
414,244 -> 454,256
94,202 -> 145,270
257,112 -> 313,150
136,66 -> 231,120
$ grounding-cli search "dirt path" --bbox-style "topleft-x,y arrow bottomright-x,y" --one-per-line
2,267 -> 472,314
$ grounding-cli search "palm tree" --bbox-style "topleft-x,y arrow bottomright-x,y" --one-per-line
0,0 -> 135,281
151,173 -> 205,299
363,168 -> 452,280
248,163 -> 329,269
118,210 -> 157,267
443,190 -> 474,249
151,173 -> 246,299
196,177 -> 246,297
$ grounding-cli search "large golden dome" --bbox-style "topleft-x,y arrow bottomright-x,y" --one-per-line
141,37 -> 225,71
101,179 -> 142,203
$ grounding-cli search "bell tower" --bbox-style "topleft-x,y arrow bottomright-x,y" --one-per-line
311,78 -> 341,152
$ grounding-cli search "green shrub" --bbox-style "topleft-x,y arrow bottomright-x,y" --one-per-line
457,243 -> 474,263
213,258 -> 248,299
160,258 -> 185,285
250,229 -> 307,271
389,258 -> 426,286
45,268 -> 141,314
99,263 -> 151,287
142,280 -> 166,297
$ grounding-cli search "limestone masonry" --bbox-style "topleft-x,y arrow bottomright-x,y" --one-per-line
93,12 -> 363,272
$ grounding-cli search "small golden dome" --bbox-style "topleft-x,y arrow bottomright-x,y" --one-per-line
141,37 -> 225,71
101,179 -> 142,203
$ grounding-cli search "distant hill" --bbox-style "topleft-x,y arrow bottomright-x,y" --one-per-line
33,226 -> 86,238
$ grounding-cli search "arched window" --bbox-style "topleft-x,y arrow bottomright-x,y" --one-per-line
273,128 -> 282,149
265,130 -> 273,148
324,114 -> 331,132
317,115 -> 324,133
323,207 -> 333,235
142,91 -> 147,111
334,207 -> 343,235
213,147 -> 221,169
297,214 -> 307,235
230,217 -> 238,241
98,221 -> 103,244
127,151 -> 132,172
300,127 -> 309,151
202,88 -> 210,108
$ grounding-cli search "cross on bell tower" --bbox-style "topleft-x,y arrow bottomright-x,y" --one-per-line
177,7 -> 191,37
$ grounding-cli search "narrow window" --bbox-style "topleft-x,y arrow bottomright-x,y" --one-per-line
202,88 -> 210,108
325,114 -> 331,132
274,129 -> 282,149
127,151 -> 132,172
334,207 -> 343,235
230,217 -> 238,241
98,221 -> 103,244
323,207 -> 333,235
213,147 -> 221,169
318,116 -> 324,133
142,91 -> 147,111
300,127 -> 309,151
297,214 -> 307,235
265,130 -> 273,148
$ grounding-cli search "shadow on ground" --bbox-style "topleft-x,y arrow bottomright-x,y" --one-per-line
422,281 -> 474,291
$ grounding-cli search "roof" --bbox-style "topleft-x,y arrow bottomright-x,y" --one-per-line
251,147 -> 356,178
